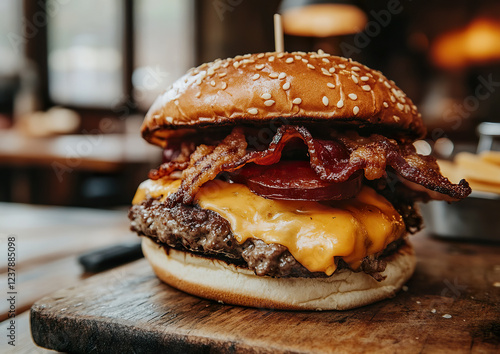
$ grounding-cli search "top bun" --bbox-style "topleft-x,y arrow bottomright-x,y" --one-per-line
142,51 -> 425,147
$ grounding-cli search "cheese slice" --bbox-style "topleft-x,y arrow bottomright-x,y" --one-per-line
133,178 -> 406,276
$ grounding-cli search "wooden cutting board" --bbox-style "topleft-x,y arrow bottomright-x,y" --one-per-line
30,233 -> 500,353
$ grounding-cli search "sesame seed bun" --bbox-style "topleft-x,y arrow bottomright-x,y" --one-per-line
142,51 -> 425,147
142,236 -> 416,311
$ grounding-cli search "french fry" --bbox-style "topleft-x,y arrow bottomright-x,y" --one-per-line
455,152 -> 500,186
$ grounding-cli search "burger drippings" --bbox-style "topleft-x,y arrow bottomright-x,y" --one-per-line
149,125 -> 471,205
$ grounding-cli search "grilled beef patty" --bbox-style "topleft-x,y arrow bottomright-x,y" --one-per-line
129,194 -> 416,279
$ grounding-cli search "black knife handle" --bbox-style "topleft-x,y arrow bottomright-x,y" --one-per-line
78,241 -> 143,273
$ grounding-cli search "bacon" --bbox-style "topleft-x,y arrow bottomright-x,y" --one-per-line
150,125 -> 471,204
337,132 -> 471,200
149,141 -> 196,180
168,127 -> 248,205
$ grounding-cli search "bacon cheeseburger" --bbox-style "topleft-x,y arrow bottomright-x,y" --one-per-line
129,51 -> 470,310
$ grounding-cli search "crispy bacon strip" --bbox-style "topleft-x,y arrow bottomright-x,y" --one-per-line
337,132 -> 471,200
167,127 -> 248,205
150,125 -> 471,205
149,141 -> 195,180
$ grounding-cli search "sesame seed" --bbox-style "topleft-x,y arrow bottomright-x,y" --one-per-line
264,100 -> 275,106
318,49 -> 325,55
269,56 -> 275,62
321,68 -> 332,76
210,80 -> 216,87
383,101 -> 389,108
257,53 -> 265,58
269,73 -> 278,79
252,74 -> 260,80
295,55 -> 302,60
327,83 -> 335,88
431,309 -> 437,313
353,106 -> 360,115
277,53 -> 284,58
223,62 -> 229,68
286,57 -> 294,63
248,108 -> 258,115
338,64 -> 346,69
196,78 -> 202,85
207,68 -> 215,75
442,314 -> 452,319
384,81 -> 391,88
221,82 -> 227,90
390,95 -> 396,102
233,62 -> 240,68
393,115 -> 400,122
278,72 -> 286,79
307,64 -> 315,70
322,96 -> 329,106
397,103 -> 404,110
256,64 -> 265,70
337,100 -> 344,108
362,85 -> 371,91
166,117 -> 174,123
302,58 -> 308,63
292,98 -> 302,105
282,82 -> 291,90
348,93 -> 358,100
261,93 -> 272,99
360,76 -> 369,81
218,72 -> 227,77
322,58 -> 330,63
352,75 -> 359,84
174,99 -> 179,105
329,67 -> 335,73
195,92 -> 201,98
351,66 -> 361,71
298,51 -> 306,55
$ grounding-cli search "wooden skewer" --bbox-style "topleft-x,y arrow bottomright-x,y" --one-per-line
274,14 -> 284,52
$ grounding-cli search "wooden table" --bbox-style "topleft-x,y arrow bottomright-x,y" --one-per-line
1,202 -> 499,353
0,202 -> 136,353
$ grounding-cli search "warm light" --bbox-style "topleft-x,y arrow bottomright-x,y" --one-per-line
431,18 -> 500,69
281,4 -> 367,37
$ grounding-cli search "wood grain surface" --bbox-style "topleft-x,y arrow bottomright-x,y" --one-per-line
0,203 -> 136,322
30,233 -> 500,353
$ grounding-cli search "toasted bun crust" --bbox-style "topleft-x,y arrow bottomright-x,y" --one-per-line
142,237 -> 416,311
142,51 -> 425,147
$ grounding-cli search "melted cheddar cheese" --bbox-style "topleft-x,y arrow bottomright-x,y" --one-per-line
133,178 -> 405,276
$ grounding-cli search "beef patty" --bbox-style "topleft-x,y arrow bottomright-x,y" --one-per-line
129,195 -> 415,280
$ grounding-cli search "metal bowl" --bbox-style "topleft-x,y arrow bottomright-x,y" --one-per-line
419,191 -> 500,242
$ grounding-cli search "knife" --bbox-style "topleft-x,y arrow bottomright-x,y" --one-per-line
78,241 -> 143,273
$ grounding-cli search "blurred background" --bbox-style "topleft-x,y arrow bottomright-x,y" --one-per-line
1,0 -> 500,208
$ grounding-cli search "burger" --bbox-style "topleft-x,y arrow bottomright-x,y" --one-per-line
129,51 -> 470,310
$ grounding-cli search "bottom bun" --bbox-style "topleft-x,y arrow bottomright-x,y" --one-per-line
142,237 -> 416,311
